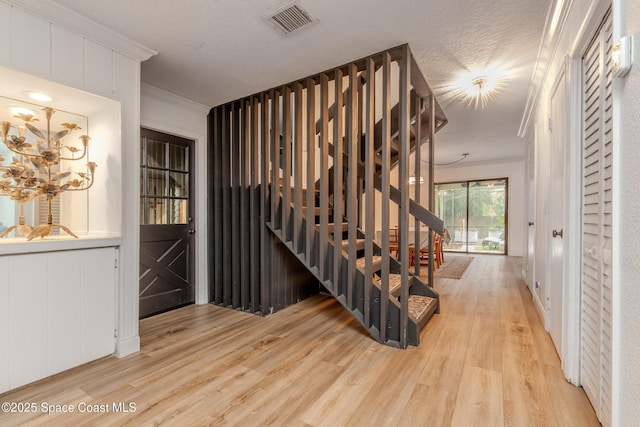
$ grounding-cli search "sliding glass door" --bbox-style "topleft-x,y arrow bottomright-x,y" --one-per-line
435,178 -> 507,254
435,182 -> 468,253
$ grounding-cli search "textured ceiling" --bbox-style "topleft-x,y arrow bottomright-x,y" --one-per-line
50,0 -> 550,164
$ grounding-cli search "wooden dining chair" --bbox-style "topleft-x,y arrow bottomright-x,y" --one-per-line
409,244 -> 436,270
434,232 -> 443,268
408,231 -> 444,270
388,227 -> 399,258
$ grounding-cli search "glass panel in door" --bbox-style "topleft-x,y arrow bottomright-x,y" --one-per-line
435,182 -> 468,252
468,179 -> 506,254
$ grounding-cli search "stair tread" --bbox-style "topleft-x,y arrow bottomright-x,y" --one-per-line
328,222 -> 349,231
374,273 -> 402,295
342,238 -> 365,251
386,274 -> 403,295
355,255 -> 382,271
408,295 -> 437,322
317,222 -> 349,230
342,238 -> 365,245
380,274 -> 402,295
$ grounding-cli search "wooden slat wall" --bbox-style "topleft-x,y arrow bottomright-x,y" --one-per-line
363,57 -> 375,330
398,45 -> 411,348
413,92 -> 422,274
209,93 -> 317,316
250,97 -> 260,310
306,78 -> 316,270
260,93 -> 271,313
346,64 -> 359,310
333,69 -> 344,296
241,99 -> 250,310
380,52 -> 391,342
271,90 -> 280,232
210,107 -> 223,304
427,94 -> 436,287
293,83 -> 303,253
208,44 -> 443,345
282,86 -> 292,243
221,104 -> 231,307
231,102 -> 240,308
318,74 -> 330,285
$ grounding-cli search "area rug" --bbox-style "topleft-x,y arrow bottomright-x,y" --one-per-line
421,256 -> 473,280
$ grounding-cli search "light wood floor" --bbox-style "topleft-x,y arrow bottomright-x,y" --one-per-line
0,255 -> 598,426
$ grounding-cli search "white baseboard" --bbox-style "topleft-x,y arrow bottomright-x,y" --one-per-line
115,335 -> 140,358
531,288 -> 546,326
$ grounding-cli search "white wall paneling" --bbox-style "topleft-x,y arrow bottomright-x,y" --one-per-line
51,25 -> 84,88
81,248 -> 117,362
0,247 -> 117,393
0,257 -> 9,393
0,2 -> 11,64
9,7 -> 51,77
47,251 -> 82,376
8,253 -> 48,390
84,39 -> 113,97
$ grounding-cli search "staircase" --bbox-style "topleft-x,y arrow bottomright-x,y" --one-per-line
267,216 -> 439,346
208,44 -> 447,348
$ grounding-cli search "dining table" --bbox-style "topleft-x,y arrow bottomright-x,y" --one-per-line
375,227 -> 431,249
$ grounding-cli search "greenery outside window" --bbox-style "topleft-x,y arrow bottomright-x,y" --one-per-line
435,178 -> 508,254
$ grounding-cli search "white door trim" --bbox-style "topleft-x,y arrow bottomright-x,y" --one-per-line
140,118 -> 208,305
547,63 -> 567,365
561,0 -> 612,388
562,55 -> 584,385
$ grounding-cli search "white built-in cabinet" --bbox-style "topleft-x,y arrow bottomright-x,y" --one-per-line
0,0 -> 154,392
0,244 -> 119,393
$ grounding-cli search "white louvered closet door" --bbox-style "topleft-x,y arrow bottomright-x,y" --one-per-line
580,8 -> 613,426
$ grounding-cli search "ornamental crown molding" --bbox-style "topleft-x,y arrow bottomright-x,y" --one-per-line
141,83 -> 210,116
518,0 -> 573,138
4,0 -> 157,62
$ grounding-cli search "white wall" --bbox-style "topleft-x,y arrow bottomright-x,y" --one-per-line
140,83 -> 209,304
613,0 -> 640,423
523,0 -> 640,423
434,158 -> 526,257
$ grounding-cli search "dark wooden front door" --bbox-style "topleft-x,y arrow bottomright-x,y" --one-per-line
139,128 -> 195,318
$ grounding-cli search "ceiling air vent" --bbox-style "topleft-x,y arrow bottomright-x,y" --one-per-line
264,1 -> 318,36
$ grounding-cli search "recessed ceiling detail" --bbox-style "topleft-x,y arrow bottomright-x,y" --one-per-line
264,1 -> 318,36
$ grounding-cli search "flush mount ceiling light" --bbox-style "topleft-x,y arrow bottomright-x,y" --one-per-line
454,68 -> 507,109
25,91 -> 53,102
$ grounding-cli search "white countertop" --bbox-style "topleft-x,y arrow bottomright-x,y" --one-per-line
0,233 -> 122,255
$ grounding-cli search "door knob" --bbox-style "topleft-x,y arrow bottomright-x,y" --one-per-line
528,222 -> 534,226
552,229 -> 563,238
188,228 -> 195,234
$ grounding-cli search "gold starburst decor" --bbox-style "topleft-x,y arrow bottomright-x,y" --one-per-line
0,96 -> 95,240
454,67 -> 507,109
